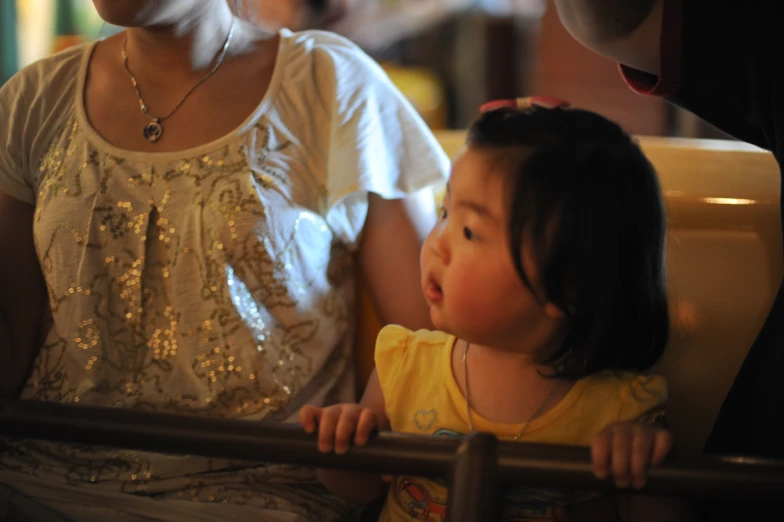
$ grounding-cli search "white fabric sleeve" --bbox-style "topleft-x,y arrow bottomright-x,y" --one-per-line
312,32 -> 450,248
0,45 -> 84,205
0,67 -> 38,204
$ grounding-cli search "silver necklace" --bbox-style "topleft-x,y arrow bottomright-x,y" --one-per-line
121,19 -> 236,143
462,340 -> 560,440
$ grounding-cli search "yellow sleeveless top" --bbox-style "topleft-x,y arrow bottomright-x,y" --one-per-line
374,325 -> 667,521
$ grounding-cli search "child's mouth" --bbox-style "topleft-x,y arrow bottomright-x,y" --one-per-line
425,281 -> 443,302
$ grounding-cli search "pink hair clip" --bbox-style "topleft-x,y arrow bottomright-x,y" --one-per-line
479,96 -> 571,114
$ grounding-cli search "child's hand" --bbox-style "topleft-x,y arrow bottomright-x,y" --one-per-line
591,421 -> 673,489
299,403 -> 378,455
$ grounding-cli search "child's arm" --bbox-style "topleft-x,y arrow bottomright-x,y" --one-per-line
299,369 -> 390,505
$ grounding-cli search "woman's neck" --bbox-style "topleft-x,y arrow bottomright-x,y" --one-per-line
124,1 -> 235,82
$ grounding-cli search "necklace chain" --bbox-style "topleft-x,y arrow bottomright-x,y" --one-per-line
121,18 -> 236,143
462,340 -> 560,441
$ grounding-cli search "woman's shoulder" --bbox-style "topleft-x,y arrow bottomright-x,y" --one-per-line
283,28 -> 367,56
0,43 -> 91,202
280,28 -> 390,85
0,42 -> 90,138
2,43 -> 89,101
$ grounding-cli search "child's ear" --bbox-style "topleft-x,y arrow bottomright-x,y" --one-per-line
543,301 -> 566,319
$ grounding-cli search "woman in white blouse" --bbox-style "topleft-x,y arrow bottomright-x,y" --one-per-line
0,1 -> 448,520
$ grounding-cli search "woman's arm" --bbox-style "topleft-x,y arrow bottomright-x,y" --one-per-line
357,189 -> 436,330
0,190 -> 46,397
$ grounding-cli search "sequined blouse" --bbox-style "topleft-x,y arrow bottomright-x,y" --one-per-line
0,28 -> 448,521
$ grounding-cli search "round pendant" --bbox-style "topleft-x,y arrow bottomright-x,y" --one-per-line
143,121 -> 163,143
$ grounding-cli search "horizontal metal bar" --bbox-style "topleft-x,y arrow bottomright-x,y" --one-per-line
2,399 -> 783,499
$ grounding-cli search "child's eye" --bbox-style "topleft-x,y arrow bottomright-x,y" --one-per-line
439,206 -> 447,219
463,226 -> 475,240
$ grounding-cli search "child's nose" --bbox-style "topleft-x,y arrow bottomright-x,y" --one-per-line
429,223 -> 450,263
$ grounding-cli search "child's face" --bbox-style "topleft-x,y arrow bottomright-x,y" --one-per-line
420,148 -> 564,351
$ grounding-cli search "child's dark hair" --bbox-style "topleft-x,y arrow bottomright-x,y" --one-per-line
467,106 -> 668,380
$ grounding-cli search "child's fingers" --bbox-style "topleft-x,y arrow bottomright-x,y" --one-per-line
334,406 -> 362,455
630,429 -> 654,489
650,429 -> 673,466
354,409 -> 378,446
317,407 -> 341,453
610,429 -> 631,488
591,431 -> 612,480
299,405 -> 321,434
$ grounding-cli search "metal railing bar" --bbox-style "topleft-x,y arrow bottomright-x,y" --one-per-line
2,399 -> 783,500
447,433 -> 501,522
